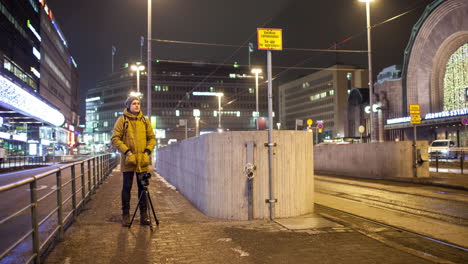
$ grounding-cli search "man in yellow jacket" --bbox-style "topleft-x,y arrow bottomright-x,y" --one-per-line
111,96 -> 156,226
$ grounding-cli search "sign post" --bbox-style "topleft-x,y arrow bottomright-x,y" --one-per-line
317,121 -> 324,145
358,125 -> 365,143
409,104 -> 421,177
258,28 -> 282,220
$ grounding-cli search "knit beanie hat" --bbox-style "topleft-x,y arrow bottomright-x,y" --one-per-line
125,96 -> 140,109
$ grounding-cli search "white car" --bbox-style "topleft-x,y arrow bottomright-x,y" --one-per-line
428,139 -> 457,159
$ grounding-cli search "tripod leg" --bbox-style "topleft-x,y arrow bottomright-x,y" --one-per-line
147,193 -> 159,226
128,190 -> 145,228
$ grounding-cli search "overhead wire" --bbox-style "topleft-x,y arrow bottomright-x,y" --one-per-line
151,1 -> 430,110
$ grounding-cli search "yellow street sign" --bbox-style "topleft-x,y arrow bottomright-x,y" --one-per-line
410,115 -> 421,124
257,28 -> 283,51
409,104 -> 420,114
307,119 -> 313,126
318,128 -> 323,133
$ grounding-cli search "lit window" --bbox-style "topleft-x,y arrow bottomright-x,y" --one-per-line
320,92 -> 327,98
346,73 -> 352,80
329,90 -> 334,96
175,110 -> 180,117
249,88 -> 254,94
210,87 -> 215,92
154,85 -> 161,91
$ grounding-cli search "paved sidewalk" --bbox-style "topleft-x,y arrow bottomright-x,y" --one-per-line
45,168 -> 435,264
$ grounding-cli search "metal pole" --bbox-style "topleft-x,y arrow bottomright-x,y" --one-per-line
218,96 -> 222,130
316,129 -> 318,144
365,1 -> 375,142
56,170 -> 63,238
195,117 -> 200,136
413,124 -> 417,178
267,50 -> 275,220
255,72 -> 259,114
185,122 -> 188,140
111,47 -> 114,73
136,69 -> 140,93
30,181 -> 40,264
71,165 -> 77,216
147,0 -> 152,119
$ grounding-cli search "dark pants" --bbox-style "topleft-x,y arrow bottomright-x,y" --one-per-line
121,171 -> 147,215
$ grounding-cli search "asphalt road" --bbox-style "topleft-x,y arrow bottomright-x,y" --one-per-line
0,164 -> 94,261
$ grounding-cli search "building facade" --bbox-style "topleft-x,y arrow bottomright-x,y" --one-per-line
278,65 -> 368,140
379,0 -> 468,146
85,61 -> 266,151
0,0 -> 79,156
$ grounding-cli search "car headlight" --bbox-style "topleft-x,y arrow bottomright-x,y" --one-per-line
441,149 -> 448,153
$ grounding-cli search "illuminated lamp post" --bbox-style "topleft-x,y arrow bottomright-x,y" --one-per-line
131,64 -> 145,93
359,0 -> 376,142
251,68 -> 262,129
216,93 -> 224,132
193,109 -> 200,136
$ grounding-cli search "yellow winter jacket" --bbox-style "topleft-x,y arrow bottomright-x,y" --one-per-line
111,109 -> 156,172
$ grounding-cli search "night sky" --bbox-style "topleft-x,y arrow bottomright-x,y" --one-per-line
46,0 -> 434,119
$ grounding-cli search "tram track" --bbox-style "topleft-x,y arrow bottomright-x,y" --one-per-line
315,204 -> 468,264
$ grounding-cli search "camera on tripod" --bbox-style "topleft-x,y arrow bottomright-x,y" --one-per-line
138,172 -> 152,186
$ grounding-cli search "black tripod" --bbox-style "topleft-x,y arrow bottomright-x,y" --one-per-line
128,173 -> 159,230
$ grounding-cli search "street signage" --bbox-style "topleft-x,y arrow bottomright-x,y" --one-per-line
307,119 -> 313,126
409,104 -> 421,124
410,115 -> 421,124
462,118 -> 468,125
317,123 -> 323,129
318,129 -> 323,133
257,28 -> 283,51
358,125 -> 365,134
409,104 -> 420,114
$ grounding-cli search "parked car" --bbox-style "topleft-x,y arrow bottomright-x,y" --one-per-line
428,139 -> 457,159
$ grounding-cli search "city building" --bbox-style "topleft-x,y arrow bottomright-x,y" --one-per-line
378,0 -> 468,146
278,65 -> 368,140
85,61 -> 266,150
0,0 -> 80,156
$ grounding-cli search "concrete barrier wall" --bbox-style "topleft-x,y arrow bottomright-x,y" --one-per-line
155,131 -> 314,220
314,141 -> 429,179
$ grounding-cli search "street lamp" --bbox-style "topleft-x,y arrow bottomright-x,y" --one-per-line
216,93 -> 224,132
147,0 -> 152,120
193,109 -> 200,136
359,0 -> 375,142
251,68 -> 262,116
130,64 -> 145,93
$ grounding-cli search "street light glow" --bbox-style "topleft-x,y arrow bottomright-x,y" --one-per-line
131,64 -> 145,71
251,68 -> 262,74
358,0 -> 374,2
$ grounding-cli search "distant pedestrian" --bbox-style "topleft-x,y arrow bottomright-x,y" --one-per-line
111,96 -> 156,227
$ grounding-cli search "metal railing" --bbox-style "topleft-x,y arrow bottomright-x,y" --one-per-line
429,148 -> 468,174
0,153 -> 118,264
0,156 -> 47,170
